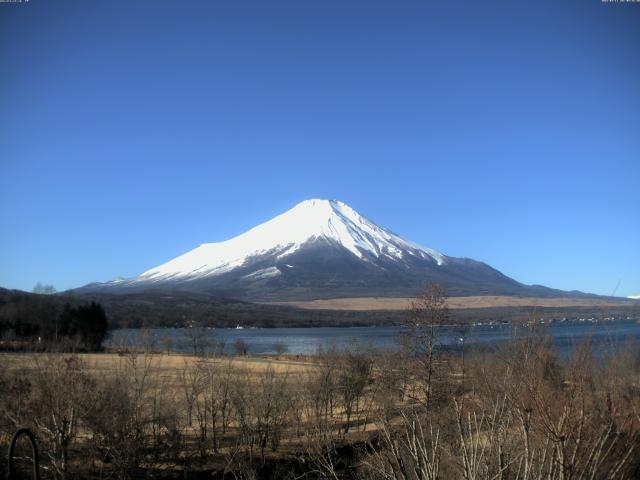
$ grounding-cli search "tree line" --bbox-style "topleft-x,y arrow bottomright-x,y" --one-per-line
0,292 -> 108,351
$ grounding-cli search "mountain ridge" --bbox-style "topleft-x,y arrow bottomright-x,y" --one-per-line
77,199 -> 603,301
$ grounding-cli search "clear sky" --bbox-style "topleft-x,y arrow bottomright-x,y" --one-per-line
1,0 -> 639,297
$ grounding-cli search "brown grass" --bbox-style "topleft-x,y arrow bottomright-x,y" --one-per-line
0,351 -> 317,375
265,295 -> 637,311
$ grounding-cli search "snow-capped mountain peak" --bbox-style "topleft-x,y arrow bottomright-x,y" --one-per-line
136,199 -> 444,283
79,199 -> 579,301
77,199 -> 611,302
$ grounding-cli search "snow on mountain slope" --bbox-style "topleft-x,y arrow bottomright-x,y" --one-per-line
78,198 -> 601,301
136,199 -> 444,283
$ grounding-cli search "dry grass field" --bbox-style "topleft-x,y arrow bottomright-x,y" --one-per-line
266,295 -> 639,310
0,351 -> 318,376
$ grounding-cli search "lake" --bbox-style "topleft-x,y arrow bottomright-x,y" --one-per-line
108,319 -> 640,357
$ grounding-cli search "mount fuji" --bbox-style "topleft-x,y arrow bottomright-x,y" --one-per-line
79,199 -> 583,301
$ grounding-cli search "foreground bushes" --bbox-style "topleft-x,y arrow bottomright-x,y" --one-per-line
0,332 -> 639,479
362,336 -> 640,480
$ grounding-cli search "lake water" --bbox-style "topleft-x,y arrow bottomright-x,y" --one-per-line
108,319 -> 640,357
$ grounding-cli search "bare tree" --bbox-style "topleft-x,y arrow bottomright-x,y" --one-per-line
274,341 -> 288,356
161,335 -> 173,354
362,407 -> 441,480
307,344 -> 339,431
200,357 -> 234,452
183,325 -> 210,356
179,359 -> 204,427
233,339 -> 249,356
338,346 -> 372,433
84,351 -> 156,479
398,283 -> 448,408
29,354 -> 94,479
231,366 -> 291,464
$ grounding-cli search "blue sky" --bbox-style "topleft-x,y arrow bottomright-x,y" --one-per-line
1,0 -> 639,297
